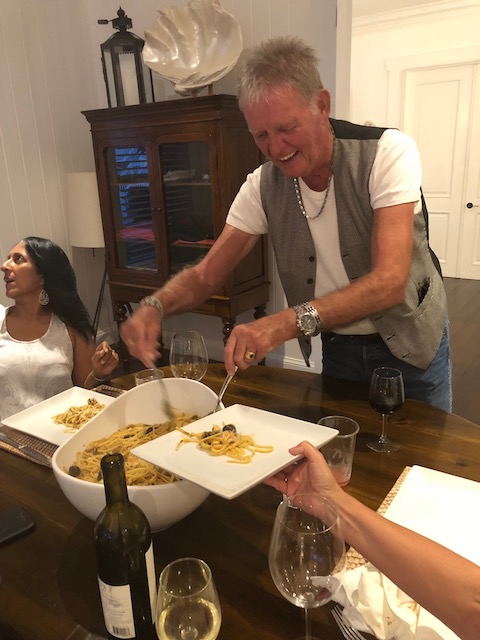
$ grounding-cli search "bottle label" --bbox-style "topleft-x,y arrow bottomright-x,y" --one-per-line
145,544 -> 157,622
98,544 -> 156,638
98,579 -> 135,638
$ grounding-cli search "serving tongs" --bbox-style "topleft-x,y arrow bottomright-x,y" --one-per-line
0,431 -> 52,466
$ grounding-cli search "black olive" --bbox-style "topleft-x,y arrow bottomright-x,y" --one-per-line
145,427 -> 153,434
68,465 -> 81,477
202,431 -> 214,439
222,424 -> 237,432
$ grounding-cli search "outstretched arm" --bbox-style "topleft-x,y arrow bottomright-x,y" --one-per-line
119,225 -> 258,367
265,442 -> 480,640
223,202 -> 414,373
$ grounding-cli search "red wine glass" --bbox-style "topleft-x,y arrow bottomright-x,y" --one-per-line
367,367 -> 405,453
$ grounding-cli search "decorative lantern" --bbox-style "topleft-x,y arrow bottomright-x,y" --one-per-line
98,7 -> 154,108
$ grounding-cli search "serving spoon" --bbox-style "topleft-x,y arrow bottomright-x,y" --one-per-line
210,367 -> 238,414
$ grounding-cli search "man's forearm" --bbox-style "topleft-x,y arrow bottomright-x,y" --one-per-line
151,264 -> 221,318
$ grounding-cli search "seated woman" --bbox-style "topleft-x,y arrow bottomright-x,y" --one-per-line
0,236 -> 118,421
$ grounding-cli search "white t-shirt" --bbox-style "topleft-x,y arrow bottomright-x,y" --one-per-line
0,307 -> 74,421
226,129 -> 422,334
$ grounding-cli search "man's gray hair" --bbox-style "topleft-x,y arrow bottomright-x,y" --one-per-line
237,36 -> 323,110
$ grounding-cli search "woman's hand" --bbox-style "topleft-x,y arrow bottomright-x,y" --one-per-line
91,341 -> 119,381
264,441 -> 342,503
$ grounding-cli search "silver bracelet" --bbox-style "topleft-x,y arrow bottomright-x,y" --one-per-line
140,294 -> 164,319
91,371 -> 109,383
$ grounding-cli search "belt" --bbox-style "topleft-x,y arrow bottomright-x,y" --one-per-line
322,332 -> 383,345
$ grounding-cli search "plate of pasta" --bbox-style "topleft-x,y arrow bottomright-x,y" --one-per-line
132,404 -> 338,499
2,386 -> 115,445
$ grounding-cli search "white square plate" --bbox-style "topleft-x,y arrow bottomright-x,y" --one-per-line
2,387 -> 116,446
132,404 -> 338,499
382,466 -> 480,640
384,465 -> 480,565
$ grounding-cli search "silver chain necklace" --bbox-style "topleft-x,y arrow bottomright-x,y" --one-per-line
293,130 -> 336,220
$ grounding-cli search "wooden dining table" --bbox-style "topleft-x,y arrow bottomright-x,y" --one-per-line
0,363 -> 479,640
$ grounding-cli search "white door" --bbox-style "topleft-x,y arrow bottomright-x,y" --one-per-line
458,66 -> 480,279
402,63 -> 480,278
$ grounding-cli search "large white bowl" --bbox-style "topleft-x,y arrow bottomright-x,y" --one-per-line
52,378 -> 218,532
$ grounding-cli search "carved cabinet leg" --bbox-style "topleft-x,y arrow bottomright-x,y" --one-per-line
254,304 -> 268,365
221,317 -> 236,345
254,303 -> 267,320
113,302 -> 131,371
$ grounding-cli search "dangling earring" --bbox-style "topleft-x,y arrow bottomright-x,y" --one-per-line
39,289 -> 50,306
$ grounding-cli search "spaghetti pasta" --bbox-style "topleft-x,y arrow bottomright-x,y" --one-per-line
176,422 -> 273,463
53,398 -> 105,432
67,412 -> 196,485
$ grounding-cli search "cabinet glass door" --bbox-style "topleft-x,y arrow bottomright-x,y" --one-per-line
160,140 -> 214,274
106,145 -> 157,271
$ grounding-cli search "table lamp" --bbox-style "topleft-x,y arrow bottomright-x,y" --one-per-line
66,172 -> 106,339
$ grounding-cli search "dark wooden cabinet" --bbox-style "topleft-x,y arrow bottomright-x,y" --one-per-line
83,95 -> 269,351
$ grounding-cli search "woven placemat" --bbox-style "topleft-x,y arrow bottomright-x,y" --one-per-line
0,425 -> 57,467
0,385 -> 126,467
346,466 -> 412,570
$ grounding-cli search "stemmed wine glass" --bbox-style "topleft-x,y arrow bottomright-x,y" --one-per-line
155,557 -> 222,640
170,331 -> 208,381
367,367 -> 405,453
269,494 -> 346,640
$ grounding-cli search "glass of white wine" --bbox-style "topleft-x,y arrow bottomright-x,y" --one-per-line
170,331 -> 208,381
155,557 -> 221,640
269,495 -> 345,640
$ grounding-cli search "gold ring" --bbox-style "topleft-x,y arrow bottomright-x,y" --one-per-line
245,350 -> 256,361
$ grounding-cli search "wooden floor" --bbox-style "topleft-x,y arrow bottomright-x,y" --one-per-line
444,277 -> 480,424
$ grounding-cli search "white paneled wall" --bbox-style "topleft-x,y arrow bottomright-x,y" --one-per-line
0,0 -> 106,331
0,0 -> 339,370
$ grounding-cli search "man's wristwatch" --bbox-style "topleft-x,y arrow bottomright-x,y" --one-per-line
292,303 -> 322,337
140,295 -> 164,319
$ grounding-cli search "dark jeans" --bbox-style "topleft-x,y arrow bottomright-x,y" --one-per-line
321,322 -> 452,412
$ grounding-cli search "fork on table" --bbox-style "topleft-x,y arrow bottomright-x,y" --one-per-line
331,604 -> 368,640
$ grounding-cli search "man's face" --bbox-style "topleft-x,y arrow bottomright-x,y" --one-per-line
242,85 -> 331,180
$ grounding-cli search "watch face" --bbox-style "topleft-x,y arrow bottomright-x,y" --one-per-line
300,314 -> 317,333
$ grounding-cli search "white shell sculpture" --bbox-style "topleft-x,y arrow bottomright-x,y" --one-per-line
142,0 -> 243,96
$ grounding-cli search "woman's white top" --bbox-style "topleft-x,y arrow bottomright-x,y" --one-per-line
0,306 -> 74,421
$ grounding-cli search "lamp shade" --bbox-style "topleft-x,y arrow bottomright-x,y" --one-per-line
67,172 -> 105,248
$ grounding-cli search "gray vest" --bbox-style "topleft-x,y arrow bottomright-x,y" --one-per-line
260,118 -> 447,370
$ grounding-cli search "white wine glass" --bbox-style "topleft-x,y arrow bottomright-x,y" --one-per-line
269,494 -> 345,640
155,557 -> 221,640
368,367 -> 405,453
170,331 -> 208,381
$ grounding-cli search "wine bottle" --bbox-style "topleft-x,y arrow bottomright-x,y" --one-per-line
94,453 -> 157,640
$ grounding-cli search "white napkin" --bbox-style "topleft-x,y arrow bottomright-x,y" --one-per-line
333,562 -> 457,639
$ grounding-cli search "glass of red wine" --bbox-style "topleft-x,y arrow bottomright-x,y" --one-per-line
367,367 -> 405,453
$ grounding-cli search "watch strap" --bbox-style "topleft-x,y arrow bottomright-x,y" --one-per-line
140,295 -> 164,319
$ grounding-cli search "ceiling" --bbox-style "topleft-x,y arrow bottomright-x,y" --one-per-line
352,0 -> 443,18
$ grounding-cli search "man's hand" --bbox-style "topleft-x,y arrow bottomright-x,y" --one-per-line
120,305 -> 162,367
223,309 -> 297,374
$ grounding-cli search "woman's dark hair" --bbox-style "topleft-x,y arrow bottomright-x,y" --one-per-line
23,236 -> 94,341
